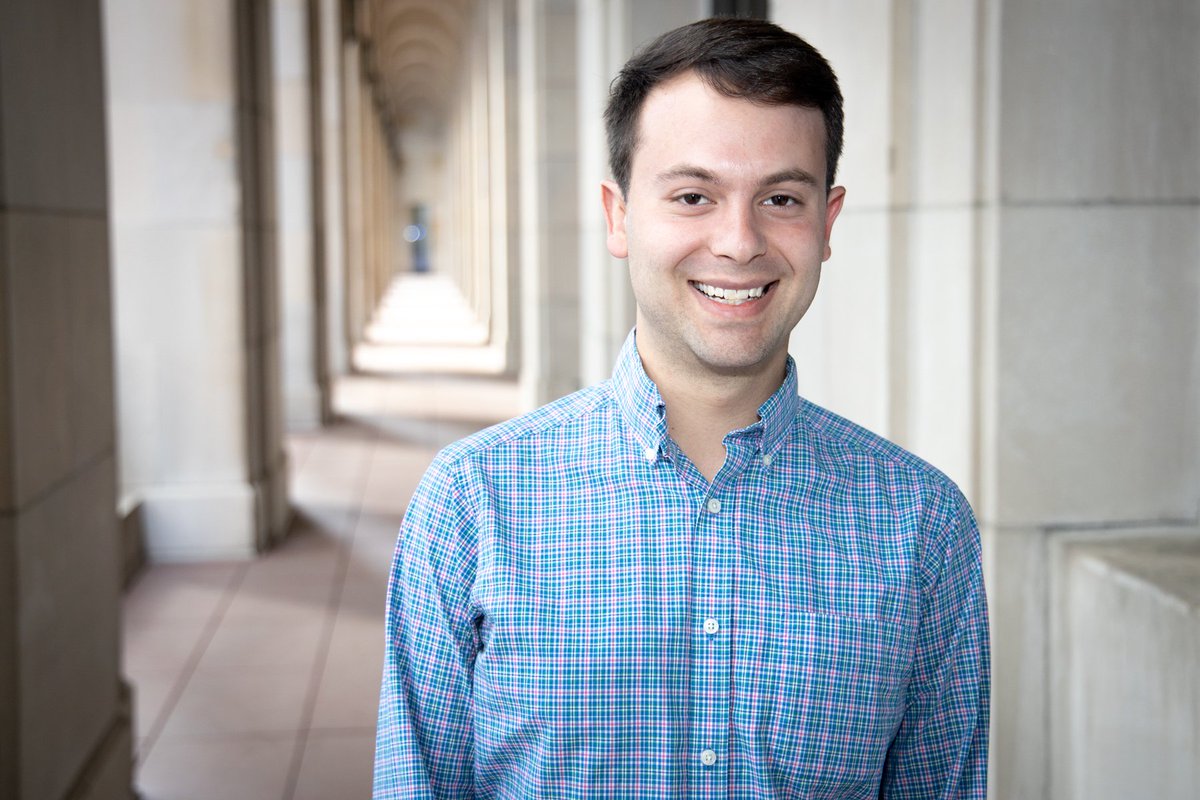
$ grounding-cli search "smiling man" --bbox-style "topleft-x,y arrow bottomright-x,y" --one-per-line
375,18 -> 989,800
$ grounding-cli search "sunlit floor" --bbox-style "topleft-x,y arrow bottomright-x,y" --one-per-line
123,273 -> 520,799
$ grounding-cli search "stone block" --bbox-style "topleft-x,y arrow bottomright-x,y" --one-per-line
111,225 -> 248,487
1055,531 -> 1200,800
988,205 -> 1199,525
0,215 -> 11,514
904,207 -> 977,493
998,0 -> 1200,203
17,457 -> 121,800
984,524 -> 1051,800
139,482 -> 260,561
106,100 -> 241,227
0,0 -> 108,213
543,85 -> 578,162
0,514 -> 15,797
909,0 -> 980,206
102,0 -> 236,104
5,212 -> 116,508
70,712 -> 134,800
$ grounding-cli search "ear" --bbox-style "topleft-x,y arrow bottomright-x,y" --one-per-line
601,180 -> 629,259
821,185 -> 846,262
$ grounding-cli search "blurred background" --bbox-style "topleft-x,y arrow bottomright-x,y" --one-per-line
0,0 -> 1197,798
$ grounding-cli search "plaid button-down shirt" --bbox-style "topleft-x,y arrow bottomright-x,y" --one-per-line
375,332 -> 989,799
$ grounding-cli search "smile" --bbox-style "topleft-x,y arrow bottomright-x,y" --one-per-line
690,281 -> 773,306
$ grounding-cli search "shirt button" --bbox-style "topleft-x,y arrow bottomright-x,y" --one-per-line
700,749 -> 718,766
762,453 -> 773,467
643,446 -> 657,462
706,498 -> 721,514
703,617 -> 720,635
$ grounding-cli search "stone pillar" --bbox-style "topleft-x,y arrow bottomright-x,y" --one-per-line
105,0 -> 289,560
0,2 -> 134,797
315,0 -> 348,377
488,0 -> 521,374
517,0 -> 581,407
342,38 -> 366,350
273,0 -> 326,429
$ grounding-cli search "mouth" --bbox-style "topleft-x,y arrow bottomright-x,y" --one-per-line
690,280 -> 776,306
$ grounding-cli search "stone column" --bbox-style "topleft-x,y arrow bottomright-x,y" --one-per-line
0,1 -> 134,797
517,0 -> 581,407
341,38 -> 366,351
105,0 -> 288,560
315,0 -> 348,377
488,0 -> 521,374
273,0 -> 326,429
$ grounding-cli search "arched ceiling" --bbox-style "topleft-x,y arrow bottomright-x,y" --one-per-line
366,0 -> 472,130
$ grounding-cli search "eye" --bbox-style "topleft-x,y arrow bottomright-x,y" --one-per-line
676,192 -> 710,206
763,194 -> 799,207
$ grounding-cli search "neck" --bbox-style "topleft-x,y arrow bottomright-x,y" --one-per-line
639,341 -> 786,484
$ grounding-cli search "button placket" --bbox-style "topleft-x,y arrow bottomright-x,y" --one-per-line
690,487 -> 732,792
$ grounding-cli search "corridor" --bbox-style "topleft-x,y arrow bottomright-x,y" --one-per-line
2,2 -> 1199,799
122,274 -> 520,798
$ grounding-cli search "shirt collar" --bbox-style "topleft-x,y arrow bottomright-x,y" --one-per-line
611,329 -> 798,458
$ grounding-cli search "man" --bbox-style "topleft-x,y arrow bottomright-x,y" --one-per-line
375,17 -> 989,799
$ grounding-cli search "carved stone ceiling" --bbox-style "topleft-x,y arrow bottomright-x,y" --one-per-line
366,0 -> 471,131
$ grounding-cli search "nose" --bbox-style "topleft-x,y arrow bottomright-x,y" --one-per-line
710,202 -> 767,264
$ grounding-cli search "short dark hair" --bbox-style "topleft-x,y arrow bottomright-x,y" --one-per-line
604,17 -> 844,195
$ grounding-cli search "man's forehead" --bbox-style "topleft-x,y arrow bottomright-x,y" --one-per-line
629,76 -> 828,188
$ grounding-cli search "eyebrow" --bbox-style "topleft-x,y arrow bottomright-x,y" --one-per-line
654,164 -> 820,190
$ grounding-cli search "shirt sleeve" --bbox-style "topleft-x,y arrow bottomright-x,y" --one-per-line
880,484 -> 990,799
374,454 -> 480,799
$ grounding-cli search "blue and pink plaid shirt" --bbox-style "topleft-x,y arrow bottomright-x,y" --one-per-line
375,332 -> 989,799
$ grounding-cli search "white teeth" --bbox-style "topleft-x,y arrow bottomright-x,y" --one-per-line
693,282 -> 768,305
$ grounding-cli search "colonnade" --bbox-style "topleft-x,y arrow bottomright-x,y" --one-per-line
1,1 -> 1198,798
104,0 -> 396,563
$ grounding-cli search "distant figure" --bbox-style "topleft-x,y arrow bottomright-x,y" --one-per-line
406,204 -> 430,272
375,17 -> 989,799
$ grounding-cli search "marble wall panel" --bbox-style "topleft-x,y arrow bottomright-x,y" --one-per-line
112,226 -> 249,488
140,481 -> 259,561
102,0 -> 236,104
5,213 -> 115,508
105,102 -> 241,227
905,207 -> 977,494
0,0 -> 107,213
0,216 -> 13,513
1057,534 -> 1200,800
998,0 -> 1200,203
991,205 -> 1199,525
17,458 -> 121,800
909,0 -> 981,207
0,515 -> 14,796
984,524 -> 1051,800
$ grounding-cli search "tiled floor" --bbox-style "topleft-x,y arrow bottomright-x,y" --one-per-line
122,274 -> 520,799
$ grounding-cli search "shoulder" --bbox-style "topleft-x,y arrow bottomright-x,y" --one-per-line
796,398 -> 956,485
793,397 -> 971,525
435,382 -> 614,466
402,383 -> 614,528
